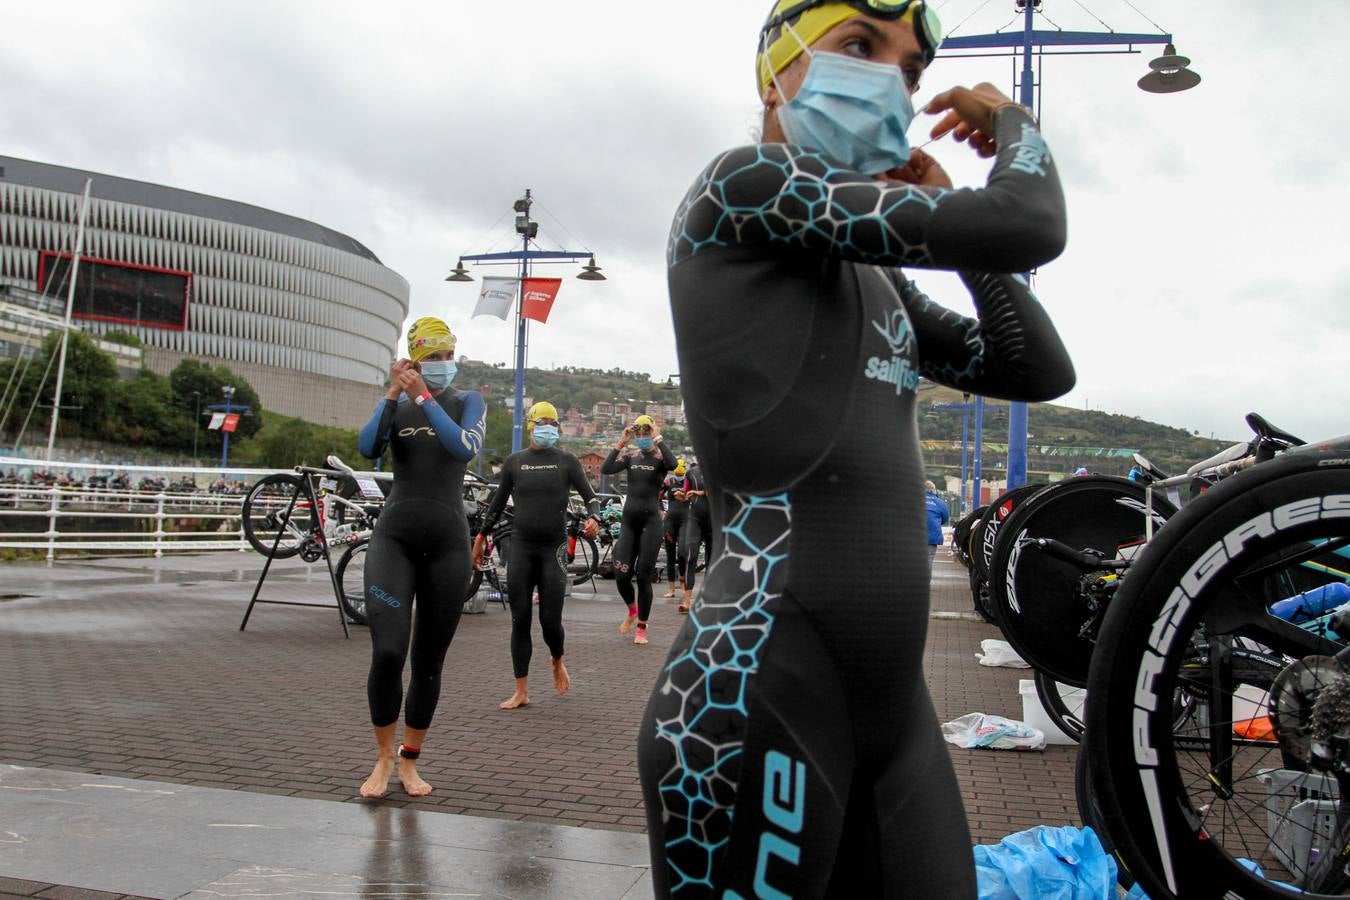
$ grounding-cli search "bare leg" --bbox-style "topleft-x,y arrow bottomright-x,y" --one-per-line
397,726 -> 432,797
359,722 -> 398,798
679,587 -> 693,614
500,676 -> 530,709
552,656 -> 570,695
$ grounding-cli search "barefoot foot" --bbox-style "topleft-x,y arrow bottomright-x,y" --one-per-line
359,754 -> 395,798
619,605 -> 639,634
552,658 -> 570,695
499,691 -> 530,710
398,759 -> 432,797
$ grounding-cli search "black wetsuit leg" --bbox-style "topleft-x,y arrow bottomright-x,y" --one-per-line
679,512 -> 713,591
664,509 -> 688,583
506,536 -> 569,678
364,503 -> 470,729
537,539 -> 567,661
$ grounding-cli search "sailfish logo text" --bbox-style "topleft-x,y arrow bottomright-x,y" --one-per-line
1009,123 -> 1052,177
865,308 -> 918,394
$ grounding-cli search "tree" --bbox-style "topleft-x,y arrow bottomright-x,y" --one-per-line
106,371 -> 185,448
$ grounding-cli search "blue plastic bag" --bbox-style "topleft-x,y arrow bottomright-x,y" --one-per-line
974,825 -> 1117,899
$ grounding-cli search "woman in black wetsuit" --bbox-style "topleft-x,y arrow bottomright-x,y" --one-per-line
355,317 -> 485,798
674,461 -> 712,615
638,1 -> 1075,896
600,414 -> 677,645
660,458 -> 689,602
475,401 -> 602,710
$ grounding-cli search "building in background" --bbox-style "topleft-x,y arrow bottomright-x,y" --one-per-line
0,156 -> 409,429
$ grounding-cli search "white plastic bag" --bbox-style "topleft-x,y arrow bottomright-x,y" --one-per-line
942,713 -> 1045,751
976,639 -> 1030,668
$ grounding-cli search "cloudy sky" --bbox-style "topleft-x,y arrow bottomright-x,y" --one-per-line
4,1 -> 1347,443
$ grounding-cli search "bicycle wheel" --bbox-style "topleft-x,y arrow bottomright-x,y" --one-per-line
335,538 -> 370,626
241,473 -> 314,559
970,485 -> 1045,587
1087,448 -> 1350,899
988,476 -> 1177,687
1075,743 -> 1135,890
1034,668 -> 1086,744
565,536 -> 599,586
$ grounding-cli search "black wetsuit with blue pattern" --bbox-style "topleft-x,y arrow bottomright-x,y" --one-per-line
357,388 -> 486,729
638,105 -> 1075,898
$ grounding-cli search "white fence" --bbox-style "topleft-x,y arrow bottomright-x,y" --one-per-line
0,455 -> 287,559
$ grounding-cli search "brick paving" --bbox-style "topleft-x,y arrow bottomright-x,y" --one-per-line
0,550 -> 1081,885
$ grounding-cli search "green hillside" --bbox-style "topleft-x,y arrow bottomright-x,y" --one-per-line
456,360 -> 1235,479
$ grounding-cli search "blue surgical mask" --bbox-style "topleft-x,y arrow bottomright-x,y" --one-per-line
419,360 -> 457,391
636,437 -> 654,450
532,425 -> 560,448
771,27 -> 915,175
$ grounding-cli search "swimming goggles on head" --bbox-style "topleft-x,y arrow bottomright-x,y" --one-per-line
761,0 -> 943,64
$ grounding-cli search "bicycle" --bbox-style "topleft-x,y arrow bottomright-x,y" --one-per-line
1085,438 -> 1350,898
334,475 -> 503,626
240,455 -> 386,561
563,506 -> 601,586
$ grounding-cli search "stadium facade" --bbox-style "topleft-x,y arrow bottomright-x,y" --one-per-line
0,156 -> 409,430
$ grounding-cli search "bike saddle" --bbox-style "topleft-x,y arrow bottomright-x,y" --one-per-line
1245,412 -> 1305,448
326,454 -> 354,473
1132,452 -> 1169,481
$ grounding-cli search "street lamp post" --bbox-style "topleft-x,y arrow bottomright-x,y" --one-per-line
220,385 -> 236,468
192,390 -> 201,465
206,385 -> 251,469
447,189 -> 605,453
939,1 -> 1197,490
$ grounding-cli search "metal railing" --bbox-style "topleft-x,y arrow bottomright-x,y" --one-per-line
0,455 -> 283,559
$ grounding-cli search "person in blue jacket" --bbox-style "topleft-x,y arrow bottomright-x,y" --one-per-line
925,480 -> 950,572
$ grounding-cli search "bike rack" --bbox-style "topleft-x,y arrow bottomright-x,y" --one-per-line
238,467 -> 350,638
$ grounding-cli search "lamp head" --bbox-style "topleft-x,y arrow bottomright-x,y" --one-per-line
1139,43 -> 1200,93
577,256 -> 606,281
445,259 -> 474,282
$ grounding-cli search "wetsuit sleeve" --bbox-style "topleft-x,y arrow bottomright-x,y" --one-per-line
656,441 -> 678,471
358,399 -> 398,459
670,106 -> 1063,274
899,271 -> 1075,401
418,390 -> 486,462
567,456 -> 601,516
479,463 -> 513,535
600,449 -> 628,475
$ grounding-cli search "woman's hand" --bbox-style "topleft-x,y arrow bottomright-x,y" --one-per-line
877,148 -> 953,188
617,426 -> 632,450
387,360 -> 412,399
653,432 -> 664,445
923,82 -> 1021,159
673,490 -> 687,502
471,534 -> 486,568
583,516 -> 600,539
395,364 -> 429,398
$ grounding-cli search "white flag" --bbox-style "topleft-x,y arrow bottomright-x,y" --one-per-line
474,277 -> 519,320
207,412 -> 226,431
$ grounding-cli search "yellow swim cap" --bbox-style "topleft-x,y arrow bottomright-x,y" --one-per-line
634,414 -> 655,429
756,0 -> 926,95
407,317 -> 457,363
527,401 -> 559,428
674,458 -> 687,476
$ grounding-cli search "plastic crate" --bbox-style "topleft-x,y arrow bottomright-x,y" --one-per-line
1257,768 -> 1341,880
